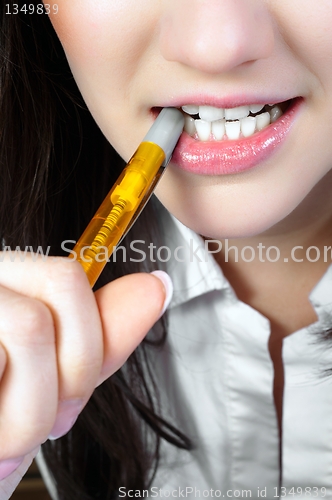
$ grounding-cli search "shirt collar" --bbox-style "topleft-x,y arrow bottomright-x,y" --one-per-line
308,264 -> 332,332
158,204 -> 230,308
158,202 -> 332,315
309,264 -> 332,308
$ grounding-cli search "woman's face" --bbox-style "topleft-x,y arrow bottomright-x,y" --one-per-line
47,0 -> 332,239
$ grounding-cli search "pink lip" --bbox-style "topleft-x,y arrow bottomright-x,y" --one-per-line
170,98 -> 303,175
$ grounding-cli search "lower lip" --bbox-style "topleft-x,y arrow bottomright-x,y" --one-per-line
171,98 -> 303,175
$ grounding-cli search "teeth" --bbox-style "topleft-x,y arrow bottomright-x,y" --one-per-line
225,106 -> 250,120
249,104 -> 265,114
195,119 -> 211,141
225,121 -> 241,140
199,105 -> 224,121
240,116 -> 256,138
212,119 -> 226,140
181,105 -> 199,115
184,116 -> 196,136
180,101 -> 284,141
270,105 -> 282,123
256,112 -> 271,131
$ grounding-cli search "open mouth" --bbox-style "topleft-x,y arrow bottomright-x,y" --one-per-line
180,100 -> 293,141
153,99 -> 295,142
161,97 -> 303,175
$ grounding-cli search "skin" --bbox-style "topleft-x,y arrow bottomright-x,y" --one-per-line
2,0 -> 332,493
47,0 -> 332,239
45,0 -> 332,453
0,258 -> 167,495
46,0 -> 332,331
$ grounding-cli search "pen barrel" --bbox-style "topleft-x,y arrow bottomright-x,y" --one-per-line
71,142 -> 165,287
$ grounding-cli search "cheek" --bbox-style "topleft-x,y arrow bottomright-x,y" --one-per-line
48,1 -> 139,64
47,0 -> 157,94
272,0 -> 332,92
46,0 -> 158,157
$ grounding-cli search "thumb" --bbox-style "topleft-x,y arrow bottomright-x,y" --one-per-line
94,271 -> 173,386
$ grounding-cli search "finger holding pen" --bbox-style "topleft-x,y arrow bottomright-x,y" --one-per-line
0,108 -> 181,497
0,254 -> 172,496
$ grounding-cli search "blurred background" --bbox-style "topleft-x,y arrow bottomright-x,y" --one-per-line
11,460 -> 51,500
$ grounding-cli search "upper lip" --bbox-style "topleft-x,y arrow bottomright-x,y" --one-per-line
152,94 -> 300,111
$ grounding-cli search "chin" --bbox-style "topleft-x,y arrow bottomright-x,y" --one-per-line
170,212 -> 268,240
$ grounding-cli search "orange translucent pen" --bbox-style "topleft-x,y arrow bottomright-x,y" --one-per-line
71,108 -> 184,287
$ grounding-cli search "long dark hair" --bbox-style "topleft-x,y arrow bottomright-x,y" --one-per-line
0,3 -> 191,498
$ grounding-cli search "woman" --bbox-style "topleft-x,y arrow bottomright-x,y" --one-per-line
1,0 -> 332,498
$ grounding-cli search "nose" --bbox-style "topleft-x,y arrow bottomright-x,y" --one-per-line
159,0 -> 275,74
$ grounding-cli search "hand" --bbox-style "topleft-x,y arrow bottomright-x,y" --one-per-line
0,253 -> 171,499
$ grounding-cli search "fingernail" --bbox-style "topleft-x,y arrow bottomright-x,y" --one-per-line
150,270 -> 173,318
0,457 -> 24,481
48,399 -> 84,441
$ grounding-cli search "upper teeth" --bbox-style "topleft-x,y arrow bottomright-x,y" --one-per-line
199,105 -> 225,121
181,103 -> 282,141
